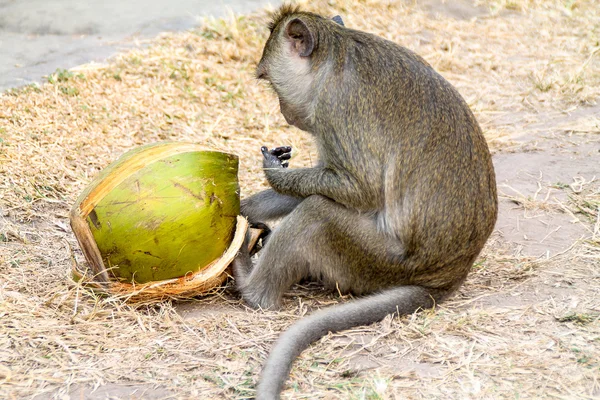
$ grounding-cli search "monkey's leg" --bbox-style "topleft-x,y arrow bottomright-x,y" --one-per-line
241,189 -> 302,224
239,195 -> 449,399
232,229 -> 254,288
234,195 -> 415,309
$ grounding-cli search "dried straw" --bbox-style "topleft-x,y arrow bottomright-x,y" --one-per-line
1,0 -> 599,399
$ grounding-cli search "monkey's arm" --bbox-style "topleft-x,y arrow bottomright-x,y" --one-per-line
261,146 -> 364,207
265,166 -> 362,204
241,189 -> 303,224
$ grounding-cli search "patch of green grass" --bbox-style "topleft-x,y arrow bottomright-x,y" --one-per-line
47,68 -> 84,84
534,80 -> 553,92
551,182 -> 570,189
200,30 -> 216,40
568,193 -> 600,222
229,368 -> 258,398
577,355 -> 590,364
128,56 -> 143,66
59,86 -> 80,96
201,373 -> 226,388
199,19 -> 233,41
167,62 -> 190,81
557,312 -> 597,325
181,85 -> 197,98
472,260 -> 488,271
46,68 -> 84,96
222,88 -> 244,105
5,83 -> 42,96
340,369 -> 360,378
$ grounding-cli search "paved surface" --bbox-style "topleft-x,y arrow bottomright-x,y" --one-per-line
0,0 -> 280,91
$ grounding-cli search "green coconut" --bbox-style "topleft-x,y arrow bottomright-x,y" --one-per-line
70,142 -> 240,284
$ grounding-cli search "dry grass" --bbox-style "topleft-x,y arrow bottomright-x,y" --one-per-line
1,0 -> 599,399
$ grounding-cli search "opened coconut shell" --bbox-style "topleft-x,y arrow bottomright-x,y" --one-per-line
70,142 -> 249,300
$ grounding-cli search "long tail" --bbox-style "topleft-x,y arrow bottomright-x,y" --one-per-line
256,285 -> 444,400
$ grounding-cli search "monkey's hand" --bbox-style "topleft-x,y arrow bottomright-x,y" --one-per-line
262,146 -> 292,169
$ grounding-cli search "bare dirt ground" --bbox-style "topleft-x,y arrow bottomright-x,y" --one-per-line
1,0 -> 599,399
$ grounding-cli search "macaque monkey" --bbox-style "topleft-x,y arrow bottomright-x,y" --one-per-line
233,5 -> 497,399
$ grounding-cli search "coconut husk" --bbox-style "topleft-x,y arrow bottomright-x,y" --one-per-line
71,216 -> 261,302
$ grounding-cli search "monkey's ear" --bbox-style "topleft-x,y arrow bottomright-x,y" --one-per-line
285,18 -> 315,57
332,15 -> 344,26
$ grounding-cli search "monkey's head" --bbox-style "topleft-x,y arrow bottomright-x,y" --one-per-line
256,5 -> 345,132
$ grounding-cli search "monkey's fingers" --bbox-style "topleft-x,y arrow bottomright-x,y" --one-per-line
270,146 -> 292,157
278,153 -> 291,161
261,146 -> 284,168
261,147 -> 278,160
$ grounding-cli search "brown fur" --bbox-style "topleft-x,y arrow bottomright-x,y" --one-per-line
232,5 -> 498,399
